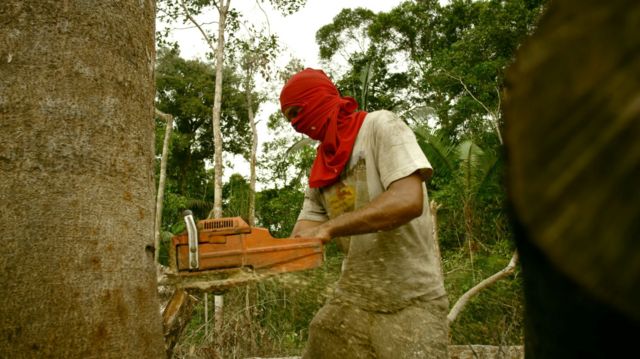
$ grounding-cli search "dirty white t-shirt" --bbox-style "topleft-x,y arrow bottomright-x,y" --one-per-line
298,110 -> 446,312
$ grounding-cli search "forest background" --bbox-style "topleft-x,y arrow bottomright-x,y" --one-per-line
153,0 -> 549,357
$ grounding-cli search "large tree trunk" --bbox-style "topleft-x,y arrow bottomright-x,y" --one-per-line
504,0 -> 640,356
0,1 -> 165,357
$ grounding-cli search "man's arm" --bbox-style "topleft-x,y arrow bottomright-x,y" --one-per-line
293,171 -> 425,243
291,220 -> 324,237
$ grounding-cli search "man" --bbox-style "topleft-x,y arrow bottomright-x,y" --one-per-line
280,68 -> 448,359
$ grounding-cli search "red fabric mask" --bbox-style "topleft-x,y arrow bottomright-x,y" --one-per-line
280,68 -> 367,188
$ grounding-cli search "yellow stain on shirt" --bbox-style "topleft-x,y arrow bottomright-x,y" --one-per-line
326,182 -> 356,218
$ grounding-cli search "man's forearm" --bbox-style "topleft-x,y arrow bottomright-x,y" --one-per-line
323,173 -> 424,238
292,173 -> 425,242
292,220 -> 323,237
324,192 -> 419,237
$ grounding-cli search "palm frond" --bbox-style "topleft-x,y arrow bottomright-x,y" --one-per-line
285,137 -> 316,156
415,129 -> 456,177
474,150 -> 503,199
185,198 -> 213,211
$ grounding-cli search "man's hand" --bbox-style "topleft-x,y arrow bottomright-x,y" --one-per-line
293,224 -> 332,244
291,220 -> 332,243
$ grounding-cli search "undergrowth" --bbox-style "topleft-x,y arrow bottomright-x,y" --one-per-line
171,239 -> 523,358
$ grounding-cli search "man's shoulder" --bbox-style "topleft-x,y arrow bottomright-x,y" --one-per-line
361,110 -> 414,138
364,110 -> 397,123
361,110 -> 400,135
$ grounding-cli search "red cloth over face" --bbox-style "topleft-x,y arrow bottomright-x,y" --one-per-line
280,68 -> 367,188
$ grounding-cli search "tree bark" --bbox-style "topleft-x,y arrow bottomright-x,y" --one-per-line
210,2 -> 231,350
0,1 -> 164,357
504,0 -> 640,321
247,82 -> 258,227
211,0 -> 231,219
155,109 -> 173,265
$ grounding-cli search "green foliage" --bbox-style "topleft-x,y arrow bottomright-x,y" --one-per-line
222,173 -> 251,222
416,127 -> 507,249
256,185 -> 304,238
256,110 -> 315,237
155,48 -> 252,229
316,8 -> 414,112
316,8 -> 376,60
265,0 -> 308,16
443,240 -> 523,345
321,0 -> 547,139
260,115 -> 316,188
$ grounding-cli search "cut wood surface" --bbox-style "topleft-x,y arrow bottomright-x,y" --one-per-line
160,268 -> 283,293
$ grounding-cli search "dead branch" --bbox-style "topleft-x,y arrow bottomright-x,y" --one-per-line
162,289 -> 196,359
448,251 -> 519,324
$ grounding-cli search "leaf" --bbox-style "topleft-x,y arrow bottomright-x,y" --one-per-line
285,137 -> 317,156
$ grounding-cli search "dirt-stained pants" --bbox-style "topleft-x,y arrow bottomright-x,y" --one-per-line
302,296 -> 449,359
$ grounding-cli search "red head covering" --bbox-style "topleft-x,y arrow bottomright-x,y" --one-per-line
280,68 -> 367,188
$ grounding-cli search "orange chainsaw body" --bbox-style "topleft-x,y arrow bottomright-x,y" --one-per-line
170,216 -> 323,275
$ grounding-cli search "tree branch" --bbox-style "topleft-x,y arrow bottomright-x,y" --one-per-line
172,21 -> 219,31
179,0 -> 218,54
448,251 -> 519,324
441,69 -> 504,144
254,0 -> 272,35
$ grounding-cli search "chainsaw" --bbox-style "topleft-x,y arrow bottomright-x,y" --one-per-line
166,211 -> 323,291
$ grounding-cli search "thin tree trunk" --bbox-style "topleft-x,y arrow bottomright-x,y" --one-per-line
204,292 -> 209,340
154,109 -> 173,265
463,200 -> 476,282
179,0 -> 231,345
430,200 -> 444,280
177,0 -> 228,220
214,294 -> 224,348
0,1 -> 164,356
246,84 -> 257,226
211,0 -> 230,219
210,2 -> 231,349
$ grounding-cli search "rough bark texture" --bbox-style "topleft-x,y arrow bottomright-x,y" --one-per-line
0,1 -> 165,357
504,0 -> 640,356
